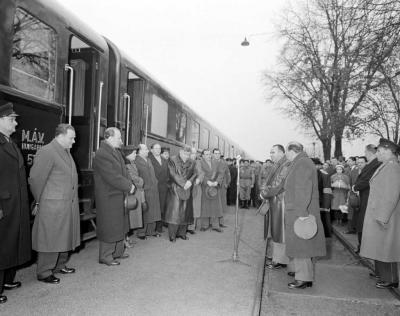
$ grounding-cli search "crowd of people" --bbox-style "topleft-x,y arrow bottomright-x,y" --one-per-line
1,99 -> 400,305
261,141 -> 400,290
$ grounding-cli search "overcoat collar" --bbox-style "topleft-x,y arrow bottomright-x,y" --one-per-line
0,131 -> 19,161
370,157 -> 398,182
51,139 -> 72,167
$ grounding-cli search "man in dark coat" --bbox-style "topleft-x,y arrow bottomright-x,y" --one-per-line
261,144 -> 291,270
227,158 -> 238,206
284,142 -> 326,289
93,128 -> 135,266
213,148 -> 231,228
29,124 -> 80,283
148,143 -> 169,233
0,102 -> 31,304
165,146 -> 197,242
345,157 -> 359,234
353,145 -> 381,252
135,144 -> 161,239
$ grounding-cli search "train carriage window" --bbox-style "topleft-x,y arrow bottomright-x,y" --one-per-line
213,135 -> 219,150
11,8 -> 56,101
221,139 -> 225,155
200,127 -> 209,149
150,94 -> 168,137
176,110 -> 187,143
191,120 -> 200,149
225,142 -> 230,158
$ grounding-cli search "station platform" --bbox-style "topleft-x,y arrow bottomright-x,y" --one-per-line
0,206 -> 266,316
260,223 -> 400,315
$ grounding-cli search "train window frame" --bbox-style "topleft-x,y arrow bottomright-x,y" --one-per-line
191,120 -> 200,149
150,94 -> 168,138
213,135 -> 219,150
175,109 -> 187,143
200,127 -> 210,150
11,7 -> 57,102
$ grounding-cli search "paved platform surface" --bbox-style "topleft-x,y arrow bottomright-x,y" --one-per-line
0,206 -> 266,316
260,226 -> 400,316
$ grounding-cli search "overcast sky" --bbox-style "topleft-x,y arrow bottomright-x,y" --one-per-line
61,0 -> 374,159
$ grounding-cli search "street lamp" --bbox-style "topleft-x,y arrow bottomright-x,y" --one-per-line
240,32 -> 271,46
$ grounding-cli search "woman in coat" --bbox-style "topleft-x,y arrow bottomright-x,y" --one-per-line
360,138 -> 400,289
330,164 -> 350,225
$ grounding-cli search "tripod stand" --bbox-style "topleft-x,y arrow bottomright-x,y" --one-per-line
219,155 -> 250,266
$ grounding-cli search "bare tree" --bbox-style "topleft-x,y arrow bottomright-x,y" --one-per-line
265,0 -> 400,159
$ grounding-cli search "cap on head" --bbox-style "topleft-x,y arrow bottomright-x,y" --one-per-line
0,101 -> 18,118
378,138 -> 400,153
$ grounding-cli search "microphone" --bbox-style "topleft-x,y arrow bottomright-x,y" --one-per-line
236,155 -> 241,160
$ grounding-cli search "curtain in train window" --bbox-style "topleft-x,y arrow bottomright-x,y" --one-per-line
11,8 -> 56,101
150,94 -> 168,137
191,120 -> 200,149
176,111 -> 187,143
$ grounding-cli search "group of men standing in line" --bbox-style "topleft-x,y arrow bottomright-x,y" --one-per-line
260,140 -> 400,290
0,98 -> 235,304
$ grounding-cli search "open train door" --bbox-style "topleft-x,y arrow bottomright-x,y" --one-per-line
126,71 -> 145,145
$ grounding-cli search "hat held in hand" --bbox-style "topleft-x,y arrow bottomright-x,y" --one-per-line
294,214 -> 317,240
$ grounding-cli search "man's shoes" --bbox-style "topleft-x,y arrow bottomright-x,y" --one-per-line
288,280 -> 313,289
137,236 -> 147,240
187,229 -> 196,235
376,281 -> 399,289
3,281 -> 21,290
153,233 -> 162,238
288,272 -> 295,277
38,275 -> 60,284
369,272 -> 380,280
169,237 -> 176,243
116,253 -> 129,259
178,235 -> 189,240
212,228 -> 223,233
345,230 -> 356,234
266,262 -> 287,270
59,267 -> 76,274
0,295 -> 7,304
219,224 -> 228,228
200,227 -> 208,232
99,260 -> 120,266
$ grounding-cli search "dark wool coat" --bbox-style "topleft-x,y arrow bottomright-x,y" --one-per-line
0,133 -> 31,269
360,158 -> 400,262
353,158 -> 381,233
29,139 -> 80,252
165,155 -> 196,225
260,156 -> 291,243
283,152 -> 326,258
217,159 -> 231,213
200,158 -> 223,218
93,141 -> 132,242
148,153 -> 169,220
135,155 -> 161,224
227,164 -> 238,205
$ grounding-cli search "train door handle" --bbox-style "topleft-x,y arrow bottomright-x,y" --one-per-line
65,64 -> 74,125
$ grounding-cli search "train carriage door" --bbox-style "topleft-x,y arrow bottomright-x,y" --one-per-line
124,70 -> 144,145
65,35 -> 101,170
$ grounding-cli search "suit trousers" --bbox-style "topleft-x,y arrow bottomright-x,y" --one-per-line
375,260 -> 399,283
288,257 -> 314,282
37,252 -> 69,279
201,217 -> 219,229
168,224 -> 187,239
137,222 -> 156,237
0,268 -> 16,294
272,242 -> 290,265
99,240 -> 125,263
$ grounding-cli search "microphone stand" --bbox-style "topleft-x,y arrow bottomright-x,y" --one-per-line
219,155 -> 250,266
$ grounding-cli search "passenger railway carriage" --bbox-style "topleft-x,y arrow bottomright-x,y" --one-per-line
0,0 -> 249,240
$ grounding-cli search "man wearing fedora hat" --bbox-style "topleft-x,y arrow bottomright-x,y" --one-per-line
360,138 -> 400,289
283,141 -> 326,289
0,101 -> 31,303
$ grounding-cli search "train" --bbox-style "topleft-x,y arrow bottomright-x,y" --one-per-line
0,0 -> 249,240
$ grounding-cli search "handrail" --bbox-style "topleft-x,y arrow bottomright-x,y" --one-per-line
144,104 -> 149,145
64,64 -> 74,125
96,81 -> 104,150
123,93 -> 131,145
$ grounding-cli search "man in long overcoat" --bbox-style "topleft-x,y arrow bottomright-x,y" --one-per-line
360,138 -> 400,289
93,128 -> 135,266
227,158 -> 238,206
0,102 -> 31,304
213,148 -> 231,228
353,145 -> 381,251
199,149 -> 224,232
284,142 -> 326,289
165,146 -> 197,242
149,143 -> 169,233
261,144 -> 291,270
29,124 -> 80,283
239,160 -> 254,208
135,144 -> 161,238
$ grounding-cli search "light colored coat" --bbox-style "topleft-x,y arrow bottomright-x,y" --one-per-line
360,158 -> 400,262
29,139 -> 80,252
283,152 -> 326,258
